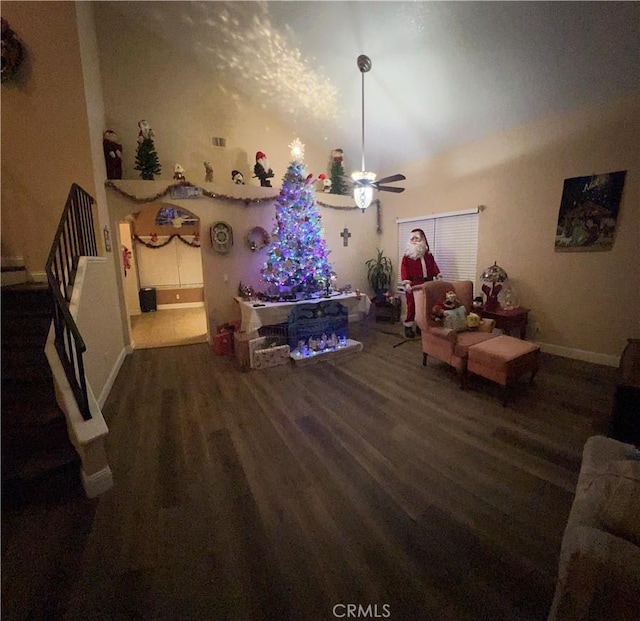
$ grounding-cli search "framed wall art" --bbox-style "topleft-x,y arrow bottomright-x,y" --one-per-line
554,170 -> 627,252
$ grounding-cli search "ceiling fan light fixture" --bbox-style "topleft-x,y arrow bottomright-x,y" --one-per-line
351,171 -> 376,211
352,54 -> 406,210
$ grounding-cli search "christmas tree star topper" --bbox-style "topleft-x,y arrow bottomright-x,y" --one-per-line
289,138 -> 305,163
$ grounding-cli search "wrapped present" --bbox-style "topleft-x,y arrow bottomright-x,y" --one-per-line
234,330 -> 256,367
249,336 -> 290,369
213,331 -> 233,356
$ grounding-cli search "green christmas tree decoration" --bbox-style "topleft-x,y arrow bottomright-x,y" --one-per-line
135,138 -> 162,180
134,120 -> 162,180
261,139 -> 334,296
329,148 -> 349,195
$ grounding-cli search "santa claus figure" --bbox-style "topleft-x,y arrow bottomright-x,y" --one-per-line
400,228 -> 441,338
253,151 -> 274,187
137,119 -> 153,142
103,130 -> 123,180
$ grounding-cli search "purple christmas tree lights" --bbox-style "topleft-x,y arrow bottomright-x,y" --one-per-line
261,139 -> 334,295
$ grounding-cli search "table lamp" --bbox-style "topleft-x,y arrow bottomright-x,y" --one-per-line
481,262 -> 508,311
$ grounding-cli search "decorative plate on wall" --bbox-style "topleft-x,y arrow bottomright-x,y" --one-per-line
247,226 -> 270,251
210,221 -> 233,253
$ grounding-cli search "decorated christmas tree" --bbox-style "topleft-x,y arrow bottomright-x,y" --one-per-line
329,148 -> 349,195
262,139 -> 334,295
134,120 -> 162,180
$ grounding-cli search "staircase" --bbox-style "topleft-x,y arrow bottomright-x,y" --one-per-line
1,282 -> 81,505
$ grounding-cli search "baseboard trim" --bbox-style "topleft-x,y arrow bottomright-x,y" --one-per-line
30,271 -> 48,283
98,345 -> 129,408
81,465 -> 113,498
1,270 -> 28,286
1,255 -> 25,269
157,302 -> 205,310
537,341 -> 620,367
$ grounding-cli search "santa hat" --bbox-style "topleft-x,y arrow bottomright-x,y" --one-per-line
256,151 -> 267,161
410,228 -> 430,250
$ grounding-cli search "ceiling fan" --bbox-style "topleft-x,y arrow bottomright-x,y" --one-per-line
351,54 -> 406,211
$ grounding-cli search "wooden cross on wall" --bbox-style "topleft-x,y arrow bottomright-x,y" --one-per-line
340,227 -> 351,247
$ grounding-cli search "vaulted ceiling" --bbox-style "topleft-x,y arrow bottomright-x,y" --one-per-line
103,1 -> 640,177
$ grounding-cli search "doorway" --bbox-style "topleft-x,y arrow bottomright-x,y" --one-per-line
129,307 -> 207,349
117,203 -> 208,350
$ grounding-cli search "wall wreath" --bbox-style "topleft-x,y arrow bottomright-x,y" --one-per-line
247,226 -> 270,251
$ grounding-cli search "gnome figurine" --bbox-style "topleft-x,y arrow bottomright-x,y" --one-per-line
253,151 -> 274,187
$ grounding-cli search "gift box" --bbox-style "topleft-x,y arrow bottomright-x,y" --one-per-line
249,336 -> 290,369
213,331 -> 233,356
234,330 -> 256,367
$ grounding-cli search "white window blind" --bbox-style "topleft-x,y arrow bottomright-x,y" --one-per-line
397,209 -> 479,283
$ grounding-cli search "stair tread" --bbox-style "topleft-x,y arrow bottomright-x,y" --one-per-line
2,281 -> 48,290
1,282 -> 84,503
2,444 -> 80,483
1,459 -> 86,509
1,400 -> 65,428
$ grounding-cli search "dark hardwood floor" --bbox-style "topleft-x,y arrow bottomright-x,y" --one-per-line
2,322 -> 618,620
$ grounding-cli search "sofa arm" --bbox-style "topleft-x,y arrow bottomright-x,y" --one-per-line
478,318 -> 495,332
428,326 -> 457,343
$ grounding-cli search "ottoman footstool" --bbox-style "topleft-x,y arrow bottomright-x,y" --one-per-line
467,335 -> 540,405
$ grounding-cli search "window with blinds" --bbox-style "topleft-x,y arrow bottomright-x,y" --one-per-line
397,209 -> 479,283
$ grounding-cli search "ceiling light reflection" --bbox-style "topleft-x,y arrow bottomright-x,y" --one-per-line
191,2 -> 339,127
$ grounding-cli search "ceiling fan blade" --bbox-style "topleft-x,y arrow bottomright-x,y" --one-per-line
376,185 -> 405,193
375,173 -> 406,185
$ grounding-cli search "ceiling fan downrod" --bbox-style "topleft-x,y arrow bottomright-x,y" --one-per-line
357,54 -> 372,172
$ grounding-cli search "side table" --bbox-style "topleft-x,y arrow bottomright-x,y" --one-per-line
374,296 -> 401,323
481,307 -> 530,340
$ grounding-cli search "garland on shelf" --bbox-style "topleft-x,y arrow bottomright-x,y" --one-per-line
133,234 -> 201,249
105,180 -> 359,210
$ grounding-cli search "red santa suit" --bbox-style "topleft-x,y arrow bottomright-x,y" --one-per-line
400,228 -> 440,330
254,151 -> 274,187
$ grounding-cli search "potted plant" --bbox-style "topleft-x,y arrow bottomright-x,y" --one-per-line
365,248 -> 393,301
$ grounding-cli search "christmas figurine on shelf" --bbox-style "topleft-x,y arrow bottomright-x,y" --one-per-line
137,119 -> 153,141
317,173 -> 332,193
102,130 -> 123,180
173,163 -> 186,181
329,148 -> 349,195
253,151 -> 274,187
204,161 -> 214,183
231,169 -> 245,184
400,228 -> 441,338
134,119 -> 161,180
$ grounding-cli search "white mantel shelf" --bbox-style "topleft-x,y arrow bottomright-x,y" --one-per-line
106,180 -> 357,209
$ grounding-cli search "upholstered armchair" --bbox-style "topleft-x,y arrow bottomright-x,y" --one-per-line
413,280 -> 498,385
